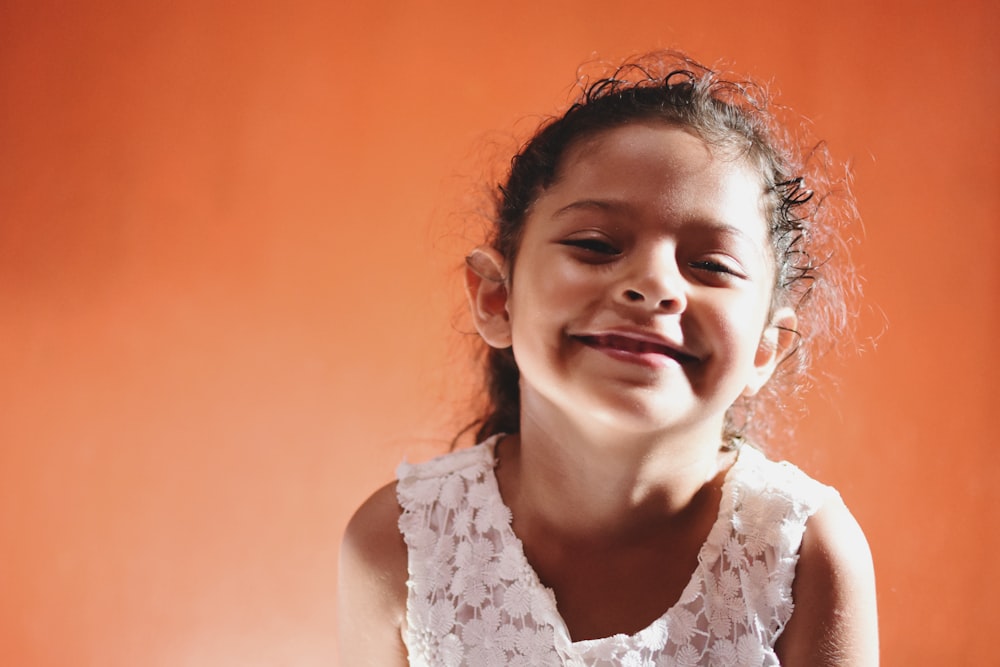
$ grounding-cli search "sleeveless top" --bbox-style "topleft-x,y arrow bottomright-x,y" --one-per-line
396,437 -> 836,666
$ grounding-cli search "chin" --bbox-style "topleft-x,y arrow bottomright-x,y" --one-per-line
574,398 -> 697,437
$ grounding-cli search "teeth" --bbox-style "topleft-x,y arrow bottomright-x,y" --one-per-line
598,335 -> 667,354
583,334 -> 696,363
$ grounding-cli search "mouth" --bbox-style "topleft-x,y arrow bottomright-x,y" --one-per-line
575,333 -> 699,366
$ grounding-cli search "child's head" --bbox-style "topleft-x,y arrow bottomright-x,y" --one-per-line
466,51 -> 855,448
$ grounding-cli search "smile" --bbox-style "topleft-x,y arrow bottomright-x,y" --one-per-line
575,334 -> 699,367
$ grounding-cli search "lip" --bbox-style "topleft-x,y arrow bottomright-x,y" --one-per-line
573,329 -> 700,367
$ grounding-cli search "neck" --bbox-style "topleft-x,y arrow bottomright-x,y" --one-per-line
496,398 -> 734,540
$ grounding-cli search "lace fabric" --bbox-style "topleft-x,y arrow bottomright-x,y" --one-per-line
396,437 -> 834,666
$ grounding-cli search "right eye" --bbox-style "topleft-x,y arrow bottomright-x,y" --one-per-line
559,238 -> 621,256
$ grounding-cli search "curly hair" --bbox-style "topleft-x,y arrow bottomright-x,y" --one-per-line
464,51 -> 858,450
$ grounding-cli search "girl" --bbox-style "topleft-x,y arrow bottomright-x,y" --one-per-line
339,52 -> 878,666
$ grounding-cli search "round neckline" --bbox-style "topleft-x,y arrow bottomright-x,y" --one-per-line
480,436 -> 747,652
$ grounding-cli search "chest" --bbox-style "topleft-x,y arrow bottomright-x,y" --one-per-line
517,510 -> 714,642
396,445 -> 823,666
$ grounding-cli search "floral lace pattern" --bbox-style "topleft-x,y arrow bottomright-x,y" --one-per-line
396,437 -> 834,666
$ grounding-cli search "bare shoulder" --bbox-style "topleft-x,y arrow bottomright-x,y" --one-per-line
775,492 -> 879,666
338,481 -> 409,666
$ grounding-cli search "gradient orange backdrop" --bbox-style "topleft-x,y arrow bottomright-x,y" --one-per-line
1,1 -> 997,665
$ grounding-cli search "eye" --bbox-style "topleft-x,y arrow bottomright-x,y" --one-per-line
559,237 -> 621,257
691,259 -> 733,273
689,258 -> 747,280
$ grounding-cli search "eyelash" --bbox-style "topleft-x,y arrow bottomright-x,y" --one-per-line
561,239 -> 746,280
560,238 -> 621,255
690,259 -> 737,275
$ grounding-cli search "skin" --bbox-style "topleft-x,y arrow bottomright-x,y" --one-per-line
338,481 -> 409,666
338,122 -> 878,665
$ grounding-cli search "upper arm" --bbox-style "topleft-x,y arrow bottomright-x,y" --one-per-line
338,481 -> 410,667
774,494 -> 879,666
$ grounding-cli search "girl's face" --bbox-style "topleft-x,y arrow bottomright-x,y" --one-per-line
491,122 -> 794,438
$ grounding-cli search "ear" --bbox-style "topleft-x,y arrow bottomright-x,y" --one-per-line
465,246 -> 512,349
743,307 -> 798,397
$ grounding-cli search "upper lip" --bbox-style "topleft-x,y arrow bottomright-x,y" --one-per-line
573,327 -> 700,363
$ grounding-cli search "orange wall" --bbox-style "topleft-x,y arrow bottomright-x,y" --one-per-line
1,1 -> 997,664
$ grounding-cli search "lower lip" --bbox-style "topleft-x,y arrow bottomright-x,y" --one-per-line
583,341 -> 684,369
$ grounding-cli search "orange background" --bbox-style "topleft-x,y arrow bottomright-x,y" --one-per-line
1,1 -> 997,664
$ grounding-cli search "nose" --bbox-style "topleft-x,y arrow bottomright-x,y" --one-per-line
617,248 -> 686,314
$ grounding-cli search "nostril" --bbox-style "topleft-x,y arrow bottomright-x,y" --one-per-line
624,289 -> 644,302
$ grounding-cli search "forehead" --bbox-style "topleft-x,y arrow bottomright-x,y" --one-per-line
548,122 -> 768,224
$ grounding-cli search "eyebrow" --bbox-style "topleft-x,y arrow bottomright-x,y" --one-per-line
551,199 -> 623,217
552,198 -> 756,244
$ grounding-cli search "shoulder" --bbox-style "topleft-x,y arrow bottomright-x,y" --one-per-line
338,482 -> 409,666
735,445 -> 831,509
396,442 -> 496,511
341,481 -> 408,578
397,441 -> 495,482
774,493 -> 879,666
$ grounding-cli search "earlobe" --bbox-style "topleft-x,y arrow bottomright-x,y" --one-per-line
465,246 -> 513,349
744,307 -> 798,397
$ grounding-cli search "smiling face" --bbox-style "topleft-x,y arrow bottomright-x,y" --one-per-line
468,122 -> 795,441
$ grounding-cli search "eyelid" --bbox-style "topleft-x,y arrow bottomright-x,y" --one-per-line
689,255 -> 748,279
558,234 -> 621,255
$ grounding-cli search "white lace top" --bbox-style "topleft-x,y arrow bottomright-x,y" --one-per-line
396,437 -> 835,666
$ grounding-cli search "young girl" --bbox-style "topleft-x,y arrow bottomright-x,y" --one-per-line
339,52 -> 878,666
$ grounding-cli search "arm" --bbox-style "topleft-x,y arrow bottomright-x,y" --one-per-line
774,495 -> 879,666
337,482 -> 410,667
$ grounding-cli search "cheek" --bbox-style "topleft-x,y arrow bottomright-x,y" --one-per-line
715,295 -> 772,358
545,264 -> 604,304
511,261 -> 603,318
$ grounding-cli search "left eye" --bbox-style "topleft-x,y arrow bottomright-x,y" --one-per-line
691,260 -> 733,273
690,259 -> 745,278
